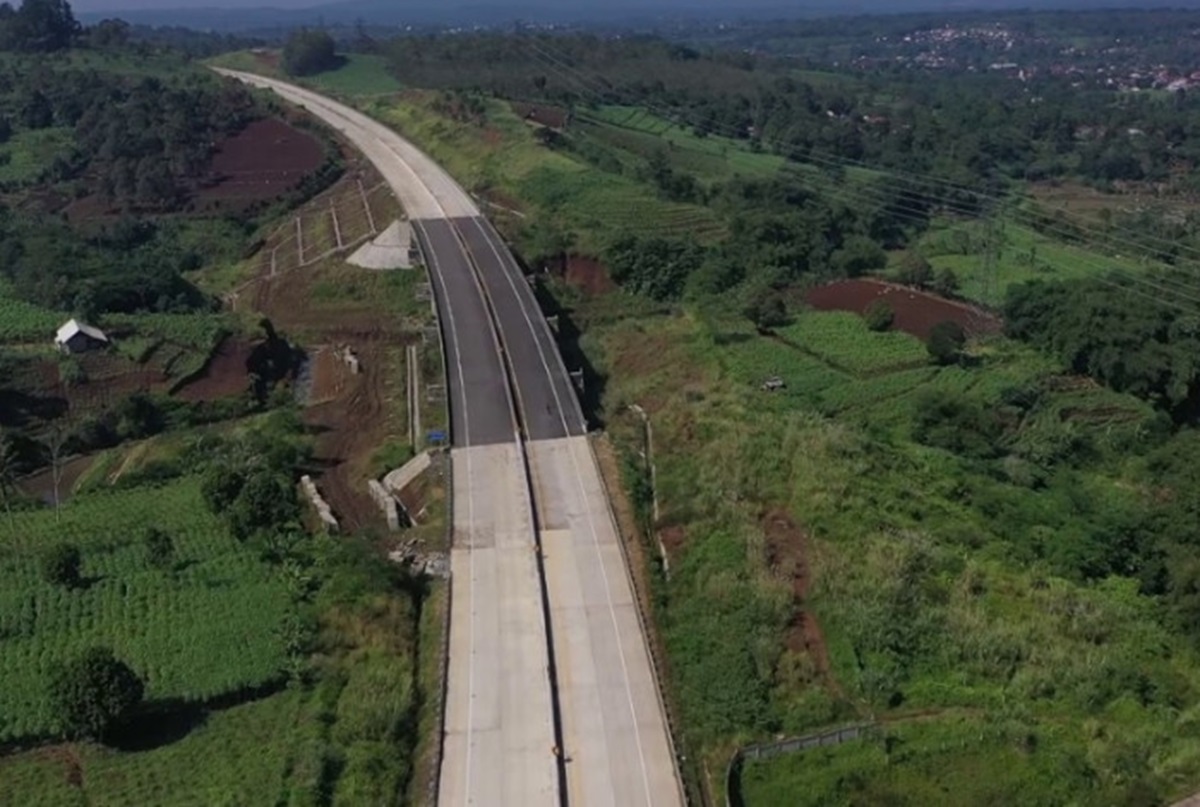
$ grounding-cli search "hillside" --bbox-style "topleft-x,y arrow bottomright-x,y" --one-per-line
216,35 -> 1200,805
0,5 -> 447,805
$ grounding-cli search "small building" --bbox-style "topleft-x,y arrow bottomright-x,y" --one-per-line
54,319 -> 108,354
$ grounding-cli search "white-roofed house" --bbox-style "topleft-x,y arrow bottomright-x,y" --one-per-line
54,319 -> 108,354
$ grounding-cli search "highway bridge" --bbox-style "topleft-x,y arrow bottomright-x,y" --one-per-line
217,70 -> 684,807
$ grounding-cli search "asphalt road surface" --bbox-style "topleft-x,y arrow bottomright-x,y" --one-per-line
219,69 -> 682,806
413,218 -> 515,447
452,215 -> 586,442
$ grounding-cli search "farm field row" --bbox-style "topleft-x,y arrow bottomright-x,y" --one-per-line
0,476 -> 292,741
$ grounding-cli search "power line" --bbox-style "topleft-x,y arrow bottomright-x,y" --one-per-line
524,35 -> 1200,282
519,37 -> 1200,312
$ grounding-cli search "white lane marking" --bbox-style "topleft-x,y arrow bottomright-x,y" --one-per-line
416,220 -> 479,806
224,73 -> 566,803
466,219 -> 655,804
464,217 -> 584,435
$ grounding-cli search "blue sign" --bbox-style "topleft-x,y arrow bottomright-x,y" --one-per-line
427,430 -> 448,445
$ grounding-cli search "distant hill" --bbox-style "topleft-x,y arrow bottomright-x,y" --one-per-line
80,0 -> 1200,33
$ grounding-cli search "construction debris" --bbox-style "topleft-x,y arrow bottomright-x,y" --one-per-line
389,537 -> 449,578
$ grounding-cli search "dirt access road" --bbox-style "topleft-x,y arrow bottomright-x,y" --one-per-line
217,70 -> 683,806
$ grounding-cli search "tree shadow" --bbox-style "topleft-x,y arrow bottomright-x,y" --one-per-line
529,274 -> 608,429
109,679 -> 288,752
0,390 -> 68,428
109,699 -> 208,752
713,331 -> 754,346
170,559 -> 198,575
70,575 -> 104,591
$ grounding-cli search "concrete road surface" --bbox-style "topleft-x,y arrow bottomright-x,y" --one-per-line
442,443 -> 558,806
213,68 -> 477,220
531,436 -> 683,806
219,69 -> 683,806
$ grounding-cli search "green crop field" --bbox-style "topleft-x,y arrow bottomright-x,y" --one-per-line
103,312 -> 230,350
778,312 -> 928,375
917,218 -> 1144,306
0,477 -> 291,741
0,294 -> 64,343
0,689 -> 308,807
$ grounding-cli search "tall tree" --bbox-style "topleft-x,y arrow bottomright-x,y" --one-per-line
50,647 -> 144,741
3,0 -> 79,52
282,28 -> 338,77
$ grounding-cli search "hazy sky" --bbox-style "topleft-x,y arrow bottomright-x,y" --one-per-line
69,0 -> 1163,19
73,0 -> 321,9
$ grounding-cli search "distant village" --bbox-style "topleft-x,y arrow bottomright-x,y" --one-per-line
846,22 -> 1200,93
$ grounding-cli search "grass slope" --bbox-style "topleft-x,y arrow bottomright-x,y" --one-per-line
361,91 -> 724,252
0,691 -> 306,807
917,218 -> 1138,306
587,307 -> 1200,803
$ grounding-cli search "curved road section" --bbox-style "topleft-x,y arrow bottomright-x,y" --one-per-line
217,70 -> 683,806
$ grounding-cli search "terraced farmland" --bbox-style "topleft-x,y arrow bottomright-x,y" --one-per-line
0,476 -> 292,741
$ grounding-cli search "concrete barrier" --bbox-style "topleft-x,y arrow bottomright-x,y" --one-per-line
367,479 -> 400,531
300,475 -> 338,532
383,450 -> 432,495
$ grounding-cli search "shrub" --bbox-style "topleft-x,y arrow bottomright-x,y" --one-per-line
42,542 -> 82,588
144,527 -> 174,570
864,300 -> 894,332
49,647 -> 144,741
927,320 -> 966,365
932,266 -> 960,297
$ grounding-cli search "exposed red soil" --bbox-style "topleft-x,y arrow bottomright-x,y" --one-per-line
241,162 -> 411,531
199,118 -> 324,201
61,118 -> 325,222
511,102 -> 570,130
309,345 -> 358,404
762,508 -> 842,696
32,354 -> 169,414
805,278 -> 1002,341
559,255 -> 616,295
302,339 -> 396,533
174,339 -> 255,402
252,49 -> 281,69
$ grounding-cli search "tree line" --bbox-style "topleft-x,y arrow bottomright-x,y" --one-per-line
372,31 -> 1200,193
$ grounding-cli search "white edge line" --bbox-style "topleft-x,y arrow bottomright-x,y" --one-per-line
468,217 -> 657,802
